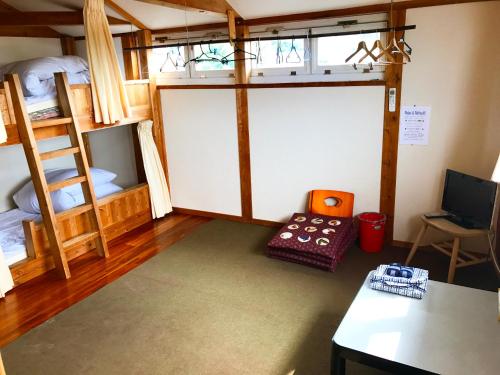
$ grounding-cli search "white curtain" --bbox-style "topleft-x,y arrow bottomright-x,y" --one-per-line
0,109 -> 6,144
84,0 -> 130,124
138,120 -> 173,218
0,246 -> 14,298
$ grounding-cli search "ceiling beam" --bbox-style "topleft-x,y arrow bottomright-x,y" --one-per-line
0,11 -> 129,26
134,0 -> 237,16
104,0 -> 146,29
0,0 -> 61,38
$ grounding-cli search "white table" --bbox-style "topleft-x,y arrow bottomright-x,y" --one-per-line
331,274 -> 500,375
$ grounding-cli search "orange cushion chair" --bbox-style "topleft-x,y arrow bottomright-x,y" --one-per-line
308,190 -> 354,218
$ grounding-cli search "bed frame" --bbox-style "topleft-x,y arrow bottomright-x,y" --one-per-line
9,184 -> 152,286
0,80 -> 152,145
0,79 -> 156,286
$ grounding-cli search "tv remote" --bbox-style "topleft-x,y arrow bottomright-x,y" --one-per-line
424,212 -> 451,219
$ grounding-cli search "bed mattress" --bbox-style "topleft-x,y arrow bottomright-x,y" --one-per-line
267,213 -> 358,271
0,209 -> 39,266
25,95 -> 60,120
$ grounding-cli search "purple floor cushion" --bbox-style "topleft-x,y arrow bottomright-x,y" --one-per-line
267,212 -> 358,271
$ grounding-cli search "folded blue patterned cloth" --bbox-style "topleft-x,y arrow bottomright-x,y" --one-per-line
370,264 -> 429,299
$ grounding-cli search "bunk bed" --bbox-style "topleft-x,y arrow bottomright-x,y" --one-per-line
0,58 -> 156,287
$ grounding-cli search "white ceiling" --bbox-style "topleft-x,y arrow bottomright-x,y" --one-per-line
4,0 -> 403,36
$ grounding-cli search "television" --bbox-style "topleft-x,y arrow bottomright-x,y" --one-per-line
442,169 -> 497,229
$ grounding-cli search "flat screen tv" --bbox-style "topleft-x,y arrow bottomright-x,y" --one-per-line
442,169 -> 497,229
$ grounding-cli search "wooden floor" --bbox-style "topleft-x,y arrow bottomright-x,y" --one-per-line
0,213 -> 210,348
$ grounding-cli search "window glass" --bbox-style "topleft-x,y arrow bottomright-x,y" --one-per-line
317,33 -> 381,66
151,46 -> 186,73
250,39 -> 305,69
193,43 -> 234,71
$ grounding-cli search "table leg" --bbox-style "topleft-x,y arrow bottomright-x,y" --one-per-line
331,343 -> 346,375
448,237 -> 460,283
405,224 -> 427,265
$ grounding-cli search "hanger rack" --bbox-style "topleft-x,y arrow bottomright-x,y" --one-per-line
124,25 -> 416,51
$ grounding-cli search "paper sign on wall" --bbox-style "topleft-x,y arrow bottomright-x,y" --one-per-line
399,106 -> 431,145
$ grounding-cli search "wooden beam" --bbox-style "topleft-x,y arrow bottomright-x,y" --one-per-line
227,9 -> 236,43
104,0 -> 147,29
60,36 -> 76,56
135,0 -> 236,15
151,22 -> 228,35
0,11 -> 128,26
379,9 -> 406,243
234,24 -> 252,219
0,0 -> 61,38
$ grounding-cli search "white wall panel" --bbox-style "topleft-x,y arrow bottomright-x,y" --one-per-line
248,87 -> 385,222
161,89 -> 242,216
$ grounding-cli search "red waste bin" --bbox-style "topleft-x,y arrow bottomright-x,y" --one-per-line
358,212 -> 386,253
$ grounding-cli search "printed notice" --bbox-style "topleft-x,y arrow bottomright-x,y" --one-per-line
399,106 -> 431,145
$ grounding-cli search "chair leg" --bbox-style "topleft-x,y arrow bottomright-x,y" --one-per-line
447,237 -> 460,283
405,224 -> 427,265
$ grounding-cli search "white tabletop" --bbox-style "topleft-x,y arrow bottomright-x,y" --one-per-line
333,274 -> 500,375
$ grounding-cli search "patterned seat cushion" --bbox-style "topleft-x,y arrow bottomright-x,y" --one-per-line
267,213 -> 358,271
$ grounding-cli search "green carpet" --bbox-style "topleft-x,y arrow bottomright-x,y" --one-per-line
2,220 -> 497,375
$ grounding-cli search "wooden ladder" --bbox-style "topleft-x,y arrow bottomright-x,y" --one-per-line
6,72 -> 109,279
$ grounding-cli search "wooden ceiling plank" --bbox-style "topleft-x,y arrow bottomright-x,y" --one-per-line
0,11 -> 128,26
105,0 -> 147,29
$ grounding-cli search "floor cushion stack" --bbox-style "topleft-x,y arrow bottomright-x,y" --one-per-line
267,213 -> 358,271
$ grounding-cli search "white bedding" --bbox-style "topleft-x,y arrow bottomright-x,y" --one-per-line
0,209 -> 39,266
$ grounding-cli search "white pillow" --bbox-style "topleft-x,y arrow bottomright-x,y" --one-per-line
69,183 -> 123,206
13,168 -> 118,214
45,168 -> 117,194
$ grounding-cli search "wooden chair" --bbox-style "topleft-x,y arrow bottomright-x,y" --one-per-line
308,190 -> 354,217
405,215 -> 494,283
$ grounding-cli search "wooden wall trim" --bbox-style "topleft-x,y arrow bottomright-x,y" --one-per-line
379,9 -> 406,243
157,81 -> 386,90
173,207 -> 282,227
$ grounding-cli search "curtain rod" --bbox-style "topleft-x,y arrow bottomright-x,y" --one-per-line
124,25 -> 416,51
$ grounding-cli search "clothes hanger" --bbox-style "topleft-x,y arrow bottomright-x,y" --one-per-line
286,37 -> 301,64
220,46 -> 256,65
390,33 -> 411,62
399,33 -> 413,56
345,41 -> 377,63
276,40 -> 284,64
358,40 -> 385,63
256,37 -> 263,64
183,44 -> 222,67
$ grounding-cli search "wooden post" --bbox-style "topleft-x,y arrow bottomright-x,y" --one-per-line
234,23 -> 253,219
136,29 -> 152,80
134,29 -> 169,181
121,33 -> 140,80
380,9 -> 406,243
60,36 -> 76,55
